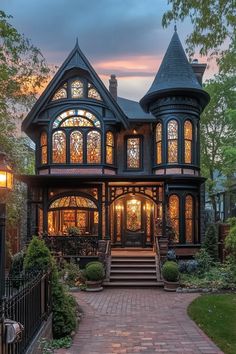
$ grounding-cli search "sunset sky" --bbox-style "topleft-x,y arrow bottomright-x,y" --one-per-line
1,0 -> 218,101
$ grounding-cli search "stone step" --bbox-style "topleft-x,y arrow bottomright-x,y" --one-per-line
103,281 -> 163,287
110,269 -> 156,274
110,274 -> 157,280
110,264 -> 156,269
111,258 -> 156,263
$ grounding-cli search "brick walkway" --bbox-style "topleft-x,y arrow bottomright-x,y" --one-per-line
56,288 -> 223,354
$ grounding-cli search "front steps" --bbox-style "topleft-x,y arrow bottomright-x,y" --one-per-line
104,252 -> 163,287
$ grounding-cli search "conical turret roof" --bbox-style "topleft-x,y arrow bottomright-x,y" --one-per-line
140,30 -> 210,112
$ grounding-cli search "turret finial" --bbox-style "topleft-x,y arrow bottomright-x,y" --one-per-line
174,23 -> 177,32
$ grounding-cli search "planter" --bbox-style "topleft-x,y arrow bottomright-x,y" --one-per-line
85,280 -> 103,292
163,280 -> 179,292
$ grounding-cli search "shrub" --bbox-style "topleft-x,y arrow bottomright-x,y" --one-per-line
85,261 -> 103,269
67,226 -> 81,236
225,222 -> 236,260
203,224 -> 218,262
166,249 -> 176,261
195,248 -> 213,273
24,236 -> 52,273
178,260 -> 187,273
51,263 -> 77,338
186,260 -> 199,274
9,250 -> 25,277
23,237 -> 77,339
162,261 -> 179,282
59,260 -> 80,287
85,262 -> 104,281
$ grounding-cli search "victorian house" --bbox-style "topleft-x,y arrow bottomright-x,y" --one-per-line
21,29 -> 209,271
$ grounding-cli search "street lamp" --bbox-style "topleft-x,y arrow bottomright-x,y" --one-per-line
0,152 -> 13,299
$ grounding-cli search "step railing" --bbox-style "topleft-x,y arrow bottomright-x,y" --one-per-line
105,240 -> 111,282
153,236 -> 162,280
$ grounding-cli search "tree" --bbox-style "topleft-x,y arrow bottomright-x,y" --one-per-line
203,224 -> 218,262
0,11 -> 50,229
162,0 -> 236,74
200,75 -> 236,219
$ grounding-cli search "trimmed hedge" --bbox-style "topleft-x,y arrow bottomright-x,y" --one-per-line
162,261 -> 179,282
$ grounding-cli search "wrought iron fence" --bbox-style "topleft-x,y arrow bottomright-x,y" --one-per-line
3,271 -> 51,354
44,235 -> 98,256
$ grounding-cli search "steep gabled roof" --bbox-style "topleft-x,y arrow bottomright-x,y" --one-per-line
117,97 -> 155,121
22,40 -> 129,133
140,30 -> 210,112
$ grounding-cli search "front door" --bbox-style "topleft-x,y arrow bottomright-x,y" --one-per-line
112,195 -> 154,247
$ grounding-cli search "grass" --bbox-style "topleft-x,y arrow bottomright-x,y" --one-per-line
188,294 -> 236,354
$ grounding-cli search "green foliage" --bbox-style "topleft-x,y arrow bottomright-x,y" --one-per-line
85,261 -> 103,269
67,226 -> 81,236
203,224 -> 219,262
51,264 -> 77,338
194,248 -> 213,273
41,336 -> 72,354
188,294 -> 236,354
162,0 -> 236,74
85,262 -> 104,281
59,260 -> 80,287
23,236 -> 52,273
225,222 -> 236,259
9,250 -> 25,276
227,217 -> 236,228
162,261 -> 179,282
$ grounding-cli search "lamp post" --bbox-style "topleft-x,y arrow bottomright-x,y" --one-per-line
0,152 -> 13,354
0,152 -> 13,299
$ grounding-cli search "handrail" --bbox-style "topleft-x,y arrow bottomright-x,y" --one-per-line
105,239 -> 111,256
154,236 -> 162,280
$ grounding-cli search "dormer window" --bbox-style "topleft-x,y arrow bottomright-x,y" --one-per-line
51,79 -> 102,102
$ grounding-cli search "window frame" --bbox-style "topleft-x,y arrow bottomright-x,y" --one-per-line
105,131 -> 115,165
167,119 -> 179,164
125,135 -> 143,171
184,120 -> 193,164
155,122 -> 162,165
40,131 -> 48,165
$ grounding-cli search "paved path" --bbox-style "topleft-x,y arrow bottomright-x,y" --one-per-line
56,288 -> 223,354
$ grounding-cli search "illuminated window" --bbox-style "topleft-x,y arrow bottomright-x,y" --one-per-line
52,85 -> 67,101
167,120 -> 178,163
52,131 -> 66,163
185,195 -> 193,243
106,131 -> 114,164
155,123 -> 162,164
126,199 -> 141,231
70,131 -> 83,163
87,131 -> 101,164
49,196 -> 97,209
53,110 -> 101,128
127,137 -> 141,169
168,194 -> 179,242
40,131 -> 47,165
184,120 -> 193,163
88,83 -> 102,100
71,80 -> 83,98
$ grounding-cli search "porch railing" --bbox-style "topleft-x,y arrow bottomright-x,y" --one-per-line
3,271 -> 51,354
154,236 -> 162,280
44,235 -> 98,256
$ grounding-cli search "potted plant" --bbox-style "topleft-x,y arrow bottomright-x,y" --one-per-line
85,261 -> 105,292
67,226 -> 81,236
162,261 -> 179,291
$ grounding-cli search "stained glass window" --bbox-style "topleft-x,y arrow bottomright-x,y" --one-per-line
49,196 -> 97,209
106,131 -> 114,164
88,83 -> 102,100
155,123 -> 162,164
169,194 -> 179,242
185,195 -> 193,243
126,199 -> 141,231
87,131 -> 101,164
167,120 -> 178,163
52,85 -> 67,101
71,80 -> 83,98
52,130 -> 66,163
53,110 -> 101,128
184,120 -> 193,163
127,137 -> 140,169
40,131 -> 47,165
70,131 -> 83,163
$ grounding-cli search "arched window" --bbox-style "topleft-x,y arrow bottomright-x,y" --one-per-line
167,120 -> 178,163
88,83 -> 102,100
155,123 -> 162,164
168,194 -> 180,242
87,131 -> 101,164
70,131 -> 83,163
106,131 -> 114,164
184,120 -> 193,163
71,80 -> 83,98
40,132 -> 48,165
52,131 -> 66,163
52,85 -> 67,101
185,195 -> 194,243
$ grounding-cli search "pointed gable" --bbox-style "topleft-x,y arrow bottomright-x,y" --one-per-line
22,40 -> 129,134
140,31 -> 210,112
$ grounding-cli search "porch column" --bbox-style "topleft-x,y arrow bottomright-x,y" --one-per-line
43,188 -> 48,234
105,182 -> 110,240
